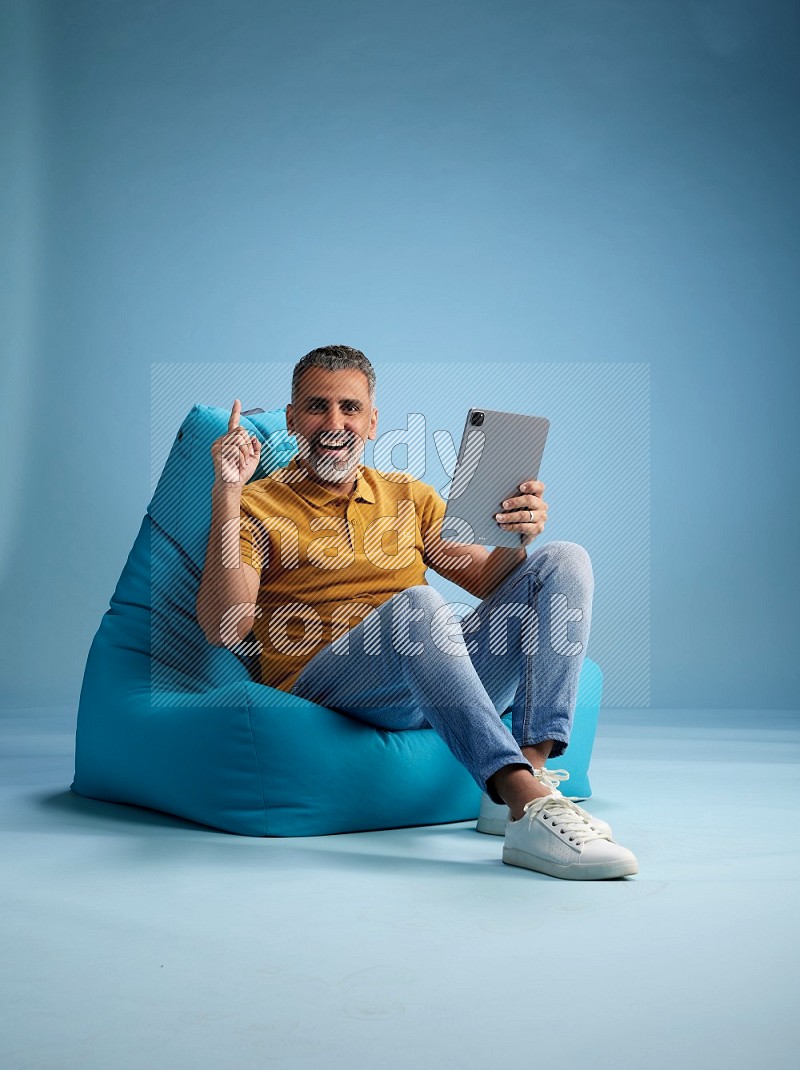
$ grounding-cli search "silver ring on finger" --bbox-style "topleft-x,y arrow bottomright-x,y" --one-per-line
528,508 -> 534,523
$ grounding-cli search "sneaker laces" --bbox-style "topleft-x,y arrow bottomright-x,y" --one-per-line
533,768 -> 610,835
521,795 -> 602,845
533,767 -> 570,792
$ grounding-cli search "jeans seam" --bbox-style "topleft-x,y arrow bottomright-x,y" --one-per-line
520,567 -> 542,747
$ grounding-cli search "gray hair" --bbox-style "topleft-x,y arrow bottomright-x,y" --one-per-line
291,345 -> 376,406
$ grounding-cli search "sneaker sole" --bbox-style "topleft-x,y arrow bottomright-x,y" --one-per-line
502,846 -> 639,881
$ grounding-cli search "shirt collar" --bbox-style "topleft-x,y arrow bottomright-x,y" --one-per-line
282,455 -> 376,505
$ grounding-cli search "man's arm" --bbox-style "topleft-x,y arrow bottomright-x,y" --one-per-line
425,480 -> 549,599
195,399 -> 263,647
196,483 -> 262,646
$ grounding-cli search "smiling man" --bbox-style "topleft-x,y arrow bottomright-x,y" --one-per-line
195,344 -> 638,881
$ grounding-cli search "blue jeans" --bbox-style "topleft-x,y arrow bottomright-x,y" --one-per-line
290,541 -> 594,805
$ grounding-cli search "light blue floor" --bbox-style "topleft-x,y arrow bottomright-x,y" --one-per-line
2,707 -> 799,1070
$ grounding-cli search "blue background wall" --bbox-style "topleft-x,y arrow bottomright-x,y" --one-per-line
2,0 -> 798,710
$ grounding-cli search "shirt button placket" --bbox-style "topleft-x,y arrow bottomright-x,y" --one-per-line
344,499 -> 358,555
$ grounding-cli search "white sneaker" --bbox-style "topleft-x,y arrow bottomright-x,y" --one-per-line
503,795 -> 638,881
475,768 -> 613,839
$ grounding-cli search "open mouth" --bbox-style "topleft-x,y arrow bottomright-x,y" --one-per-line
315,439 -> 350,455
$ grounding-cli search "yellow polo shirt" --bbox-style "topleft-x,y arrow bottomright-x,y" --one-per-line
238,456 -> 448,692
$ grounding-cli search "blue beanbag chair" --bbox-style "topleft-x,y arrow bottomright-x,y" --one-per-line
71,404 -> 604,836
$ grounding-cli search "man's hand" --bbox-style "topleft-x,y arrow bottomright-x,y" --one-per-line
426,478 -> 549,597
494,480 -> 548,547
210,399 -> 262,487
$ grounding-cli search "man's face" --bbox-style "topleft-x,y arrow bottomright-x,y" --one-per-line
286,367 -> 378,487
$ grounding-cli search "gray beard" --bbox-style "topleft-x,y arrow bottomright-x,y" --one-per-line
303,439 -> 365,483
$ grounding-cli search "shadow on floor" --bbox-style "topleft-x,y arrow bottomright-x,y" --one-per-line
34,789 -> 640,884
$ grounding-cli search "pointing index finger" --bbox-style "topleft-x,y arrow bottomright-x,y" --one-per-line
228,398 -> 241,433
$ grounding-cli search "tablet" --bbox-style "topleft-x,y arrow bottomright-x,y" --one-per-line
441,408 -> 550,548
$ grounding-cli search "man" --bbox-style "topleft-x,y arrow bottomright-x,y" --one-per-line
196,345 -> 638,880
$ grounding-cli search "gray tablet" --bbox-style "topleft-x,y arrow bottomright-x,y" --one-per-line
441,408 -> 550,548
